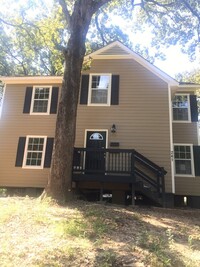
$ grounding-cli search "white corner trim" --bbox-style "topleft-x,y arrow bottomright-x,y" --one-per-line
168,85 -> 175,194
0,83 -> 6,119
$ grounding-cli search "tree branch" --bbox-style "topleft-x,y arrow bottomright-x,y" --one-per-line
58,0 -> 72,29
91,0 -> 112,13
95,13 -> 108,46
0,17 -> 24,28
182,0 -> 200,22
144,0 -> 175,8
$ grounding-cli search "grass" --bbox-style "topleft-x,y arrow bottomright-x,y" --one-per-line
0,197 -> 200,266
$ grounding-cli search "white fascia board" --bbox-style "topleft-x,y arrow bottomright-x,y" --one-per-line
177,84 -> 200,91
0,76 -> 62,85
84,41 -> 179,86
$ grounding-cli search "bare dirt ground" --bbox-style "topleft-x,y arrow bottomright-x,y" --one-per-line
0,197 -> 200,267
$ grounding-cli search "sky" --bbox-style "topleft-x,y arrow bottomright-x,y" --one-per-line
154,46 -> 199,78
1,0 -> 199,79
114,15 -> 200,79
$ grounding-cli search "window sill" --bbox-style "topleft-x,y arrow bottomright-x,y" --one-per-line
22,166 -> 44,169
30,113 -> 50,115
173,120 -> 191,123
87,104 -> 111,107
175,174 -> 195,178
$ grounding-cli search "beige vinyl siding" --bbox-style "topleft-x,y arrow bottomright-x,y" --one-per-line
175,177 -> 200,196
0,58 -> 172,192
99,45 -> 130,55
173,123 -> 198,144
76,59 -> 172,192
172,94 -> 200,195
0,84 -> 58,187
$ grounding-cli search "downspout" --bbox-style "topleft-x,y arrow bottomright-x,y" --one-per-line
168,85 -> 175,193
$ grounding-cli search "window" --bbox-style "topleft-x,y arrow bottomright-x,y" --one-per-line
174,145 -> 194,176
23,136 -> 47,168
172,94 -> 190,121
31,86 -> 52,114
88,74 -> 111,105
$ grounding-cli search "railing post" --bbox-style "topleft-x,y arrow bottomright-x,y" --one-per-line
131,150 -> 135,180
160,167 -> 166,207
100,184 -> 103,202
157,173 -> 160,194
131,183 -> 135,206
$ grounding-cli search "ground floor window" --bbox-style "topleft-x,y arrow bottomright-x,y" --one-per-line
23,136 -> 47,168
174,144 -> 194,176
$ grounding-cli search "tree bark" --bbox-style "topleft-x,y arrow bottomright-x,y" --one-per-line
44,0 -> 111,202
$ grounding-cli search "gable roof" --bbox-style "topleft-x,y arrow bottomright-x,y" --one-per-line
85,41 -> 179,86
1,41 -> 200,90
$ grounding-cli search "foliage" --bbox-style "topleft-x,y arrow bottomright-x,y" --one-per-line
176,69 -> 200,117
0,0 -> 199,76
138,0 -> 200,61
176,68 -> 200,84
0,2 -> 65,76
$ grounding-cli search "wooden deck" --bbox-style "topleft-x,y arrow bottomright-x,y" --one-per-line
72,148 -> 167,206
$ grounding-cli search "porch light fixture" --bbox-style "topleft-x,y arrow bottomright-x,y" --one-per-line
111,124 -> 116,133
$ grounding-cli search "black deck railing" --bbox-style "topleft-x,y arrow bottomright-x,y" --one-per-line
72,147 -> 166,201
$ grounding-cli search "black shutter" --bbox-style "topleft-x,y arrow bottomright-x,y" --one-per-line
23,87 -> 33,113
15,137 -> 26,167
111,75 -> 119,105
193,146 -> 200,176
44,138 -> 54,168
190,95 -> 198,122
80,75 -> 89,104
50,87 -> 59,114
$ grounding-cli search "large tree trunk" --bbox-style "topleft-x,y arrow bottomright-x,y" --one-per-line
44,0 -> 110,202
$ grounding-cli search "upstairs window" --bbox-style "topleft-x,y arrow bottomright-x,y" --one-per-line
174,145 -> 194,176
80,74 -> 119,106
172,94 -> 190,122
23,136 -> 47,168
31,86 -> 52,114
23,86 -> 59,115
88,74 -> 111,105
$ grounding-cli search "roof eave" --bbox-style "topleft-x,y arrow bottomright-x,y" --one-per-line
0,76 -> 62,84
84,41 -> 179,86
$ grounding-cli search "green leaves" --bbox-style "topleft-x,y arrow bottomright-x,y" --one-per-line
0,0 -> 199,76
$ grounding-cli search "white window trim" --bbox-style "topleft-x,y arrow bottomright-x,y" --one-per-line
84,129 -> 108,148
87,74 -> 112,106
173,143 -> 195,177
0,83 -> 6,119
30,86 -> 52,115
172,94 -> 191,123
22,135 -> 47,169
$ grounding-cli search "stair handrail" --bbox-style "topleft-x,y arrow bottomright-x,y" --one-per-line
134,150 -> 167,175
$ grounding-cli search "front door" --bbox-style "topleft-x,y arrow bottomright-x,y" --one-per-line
85,131 -> 107,173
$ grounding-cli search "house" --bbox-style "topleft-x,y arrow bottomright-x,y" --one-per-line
0,41 -> 200,208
